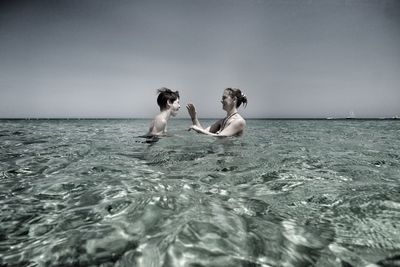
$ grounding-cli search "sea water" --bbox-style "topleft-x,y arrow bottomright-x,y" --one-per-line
0,119 -> 399,267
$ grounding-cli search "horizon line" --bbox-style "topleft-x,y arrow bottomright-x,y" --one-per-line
0,117 -> 399,121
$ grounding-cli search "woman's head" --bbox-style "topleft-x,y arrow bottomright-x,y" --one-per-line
156,87 -> 180,113
223,88 -> 248,109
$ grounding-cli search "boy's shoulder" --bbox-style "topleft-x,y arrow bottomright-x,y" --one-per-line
152,114 -> 168,131
154,114 -> 167,124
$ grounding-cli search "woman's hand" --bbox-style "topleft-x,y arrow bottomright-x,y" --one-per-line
186,103 -> 197,119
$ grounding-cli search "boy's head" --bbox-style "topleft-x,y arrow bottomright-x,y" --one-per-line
157,87 -> 180,114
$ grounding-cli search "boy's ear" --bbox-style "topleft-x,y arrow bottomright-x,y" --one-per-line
166,99 -> 172,107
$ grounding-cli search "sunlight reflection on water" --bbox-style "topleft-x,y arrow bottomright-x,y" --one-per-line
0,119 -> 399,266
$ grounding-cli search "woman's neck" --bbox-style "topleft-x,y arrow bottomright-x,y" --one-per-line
226,108 -> 238,117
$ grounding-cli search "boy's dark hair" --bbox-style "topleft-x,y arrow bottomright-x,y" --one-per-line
157,87 -> 180,110
225,88 -> 248,108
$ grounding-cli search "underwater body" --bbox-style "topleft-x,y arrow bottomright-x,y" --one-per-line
0,119 -> 399,267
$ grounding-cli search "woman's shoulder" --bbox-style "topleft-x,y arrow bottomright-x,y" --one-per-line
233,113 -> 245,123
229,114 -> 246,136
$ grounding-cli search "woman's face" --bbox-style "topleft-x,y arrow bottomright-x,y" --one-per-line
221,90 -> 235,111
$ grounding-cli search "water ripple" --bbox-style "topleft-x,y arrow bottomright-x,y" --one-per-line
0,119 -> 399,266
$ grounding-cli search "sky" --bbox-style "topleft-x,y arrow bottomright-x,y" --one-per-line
0,0 -> 399,118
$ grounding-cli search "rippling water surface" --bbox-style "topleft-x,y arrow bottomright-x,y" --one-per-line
1,119 -> 399,267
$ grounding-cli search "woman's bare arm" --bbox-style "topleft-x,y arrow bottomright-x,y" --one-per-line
190,118 -> 245,137
186,103 -> 203,128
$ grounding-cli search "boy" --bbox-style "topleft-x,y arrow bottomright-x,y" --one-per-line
147,87 -> 180,136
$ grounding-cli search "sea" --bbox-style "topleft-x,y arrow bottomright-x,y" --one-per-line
0,119 -> 399,267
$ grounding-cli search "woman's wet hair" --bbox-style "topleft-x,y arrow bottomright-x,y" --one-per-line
156,87 -> 180,110
225,88 -> 248,108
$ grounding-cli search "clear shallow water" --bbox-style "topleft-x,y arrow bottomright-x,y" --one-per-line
0,119 -> 399,267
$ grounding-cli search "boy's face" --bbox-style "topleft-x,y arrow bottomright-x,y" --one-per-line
169,98 -> 180,117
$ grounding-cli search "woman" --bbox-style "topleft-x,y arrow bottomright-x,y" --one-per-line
187,88 -> 247,137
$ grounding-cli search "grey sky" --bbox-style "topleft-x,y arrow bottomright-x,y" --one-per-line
0,0 -> 399,118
